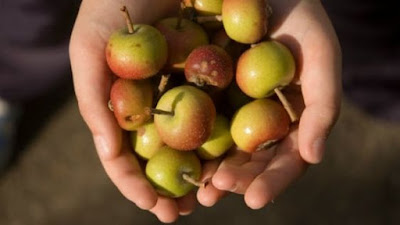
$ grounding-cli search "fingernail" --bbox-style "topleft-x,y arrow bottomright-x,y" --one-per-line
312,138 -> 325,163
179,211 -> 193,216
93,136 -> 111,158
229,183 -> 238,192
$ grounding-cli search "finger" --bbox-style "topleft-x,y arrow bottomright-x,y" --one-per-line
298,26 -> 342,164
70,12 -> 158,209
250,146 -> 278,161
70,3 -> 118,148
223,148 -> 252,165
211,150 -> 251,191
294,4 -> 342,164
70,8 -> 120,159
197,183 -> 228,207
150,196 -> 180,223
100,143 -> 158,210
244,149 -> 307,209
197,160 -> 226,207
212,149 -> 276,193
176,191 -> 197,216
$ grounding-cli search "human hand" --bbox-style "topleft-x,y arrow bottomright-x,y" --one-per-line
198,0 -> 342,209
69,0 -> 204,222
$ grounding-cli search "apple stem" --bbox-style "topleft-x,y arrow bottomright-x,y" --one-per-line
196,15 -> 222,23
193,77 -> 206,87
108,100 -> 114,112
145,107 -> 174,116
176,1 -> 185,29
121,6 -> 135,34
266,4 -> 273,18
274,88 -> 298,123
182,174 -> 208,188
256,139 -> 278,151
157,74 -> 171,99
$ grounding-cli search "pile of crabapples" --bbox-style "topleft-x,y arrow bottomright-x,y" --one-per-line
106,0 -> 299,198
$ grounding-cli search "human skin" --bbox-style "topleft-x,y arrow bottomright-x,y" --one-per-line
70,0 -> 341,221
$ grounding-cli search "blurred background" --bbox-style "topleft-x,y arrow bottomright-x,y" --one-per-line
1,0 -> 399,224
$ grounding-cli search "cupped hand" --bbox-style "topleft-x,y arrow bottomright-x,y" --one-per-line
199,0 -> 342,209
69,0 -> 201,223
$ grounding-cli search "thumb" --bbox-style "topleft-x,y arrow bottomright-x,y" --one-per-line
297,25 -> 342,164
